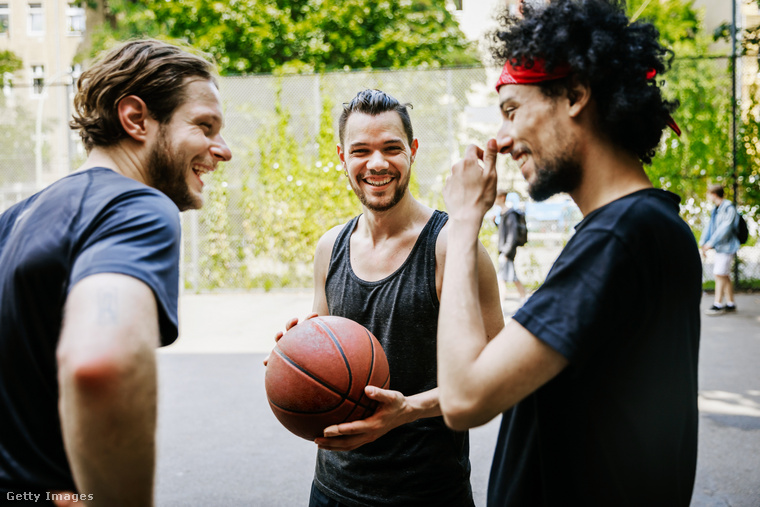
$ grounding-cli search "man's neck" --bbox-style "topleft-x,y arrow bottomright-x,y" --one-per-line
78,143 -> 150,186
569,139 -> 652,216
359,192 -> 428,242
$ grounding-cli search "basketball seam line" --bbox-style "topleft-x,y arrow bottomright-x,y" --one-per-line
269,319 -> 384,417
315,319 -> 353,392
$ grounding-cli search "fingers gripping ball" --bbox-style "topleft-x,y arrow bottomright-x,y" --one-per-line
265,316 -> 390,440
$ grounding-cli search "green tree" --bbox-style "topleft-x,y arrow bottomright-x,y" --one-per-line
713,0 -> 760,55
0,50 -> 22,84
237,84 -> 360,288
81,0 -> 480,74
197,164 -> 240,289
626,0 -> 757,215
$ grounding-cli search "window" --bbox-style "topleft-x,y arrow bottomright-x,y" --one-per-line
66,2 -> 84,34
28,2 -> 43,36
31,65 -> 43,96
0,4 -> 9,36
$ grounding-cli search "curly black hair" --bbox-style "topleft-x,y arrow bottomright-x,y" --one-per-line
489,0 -> 679,164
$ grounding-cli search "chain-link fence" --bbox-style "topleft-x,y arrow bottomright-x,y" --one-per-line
1,60 -> 758,291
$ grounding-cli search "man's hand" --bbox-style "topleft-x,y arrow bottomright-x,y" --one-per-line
313,386 -> 412,451
50,492 -> 84,507
443,140 -> 499,226
263,313 -> 318,366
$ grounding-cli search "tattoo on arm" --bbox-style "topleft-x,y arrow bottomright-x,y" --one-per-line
96,288 -> 119,326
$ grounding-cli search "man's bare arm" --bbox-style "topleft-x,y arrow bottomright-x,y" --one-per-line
437,142 -> 567,431
57,273 -> 161,506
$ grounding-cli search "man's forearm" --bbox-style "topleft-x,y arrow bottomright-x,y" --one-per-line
404,387 -> 442,421
437,219 -> 489,412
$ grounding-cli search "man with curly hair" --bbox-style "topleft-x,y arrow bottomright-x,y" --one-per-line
437,1 -> 701,505
0,39 -> 231,505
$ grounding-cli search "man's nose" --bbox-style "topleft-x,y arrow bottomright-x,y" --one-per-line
211,135 -> 232,162
495,121 -> 514,155
367,150 -> 388,170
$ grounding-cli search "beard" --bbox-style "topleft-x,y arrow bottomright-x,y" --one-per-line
350,172 -> 409,213
527,153 -> 583,202
147,125 -> 199,211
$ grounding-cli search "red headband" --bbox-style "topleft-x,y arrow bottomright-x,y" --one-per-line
495,59 -> 681,137
495,59 -> 572,89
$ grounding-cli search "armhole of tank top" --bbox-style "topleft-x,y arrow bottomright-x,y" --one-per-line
326,216 -> 360,279
428,210 -> 447,307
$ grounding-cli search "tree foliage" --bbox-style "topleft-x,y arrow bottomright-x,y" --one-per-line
0,50 -> 22,85
82,0 -> 480,74
627,0 -> 759,218
713,0 -> 760,56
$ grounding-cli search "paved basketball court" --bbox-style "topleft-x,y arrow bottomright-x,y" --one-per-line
155,291 -> 760,506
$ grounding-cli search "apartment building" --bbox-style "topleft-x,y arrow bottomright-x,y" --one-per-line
0,0 -> 84,189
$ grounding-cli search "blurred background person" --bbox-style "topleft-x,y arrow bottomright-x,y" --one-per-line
700,183 -> 740,315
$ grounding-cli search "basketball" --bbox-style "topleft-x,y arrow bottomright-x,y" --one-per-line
265,316 -> 390,440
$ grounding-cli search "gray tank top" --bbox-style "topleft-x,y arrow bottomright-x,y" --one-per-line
314,210 -> 474,507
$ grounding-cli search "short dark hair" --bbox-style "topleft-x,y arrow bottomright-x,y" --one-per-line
338,89 -> 414,146
71,39 -> 218,152
707,184 -> 724,198
489,0 -> 678,164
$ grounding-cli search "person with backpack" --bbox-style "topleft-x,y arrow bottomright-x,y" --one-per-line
496,191 -> 528,303
700,183 -> 741,315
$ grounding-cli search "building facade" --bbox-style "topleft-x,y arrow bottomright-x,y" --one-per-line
0,0 -> 84,191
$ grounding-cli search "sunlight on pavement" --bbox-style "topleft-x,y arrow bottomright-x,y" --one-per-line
698,390 -> 760,417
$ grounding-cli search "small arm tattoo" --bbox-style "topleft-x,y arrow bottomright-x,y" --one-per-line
96,288 -> 119,325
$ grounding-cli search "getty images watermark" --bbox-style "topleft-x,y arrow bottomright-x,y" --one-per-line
7,492 -> 94,503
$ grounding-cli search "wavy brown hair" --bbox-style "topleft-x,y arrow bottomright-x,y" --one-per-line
70,39 -> 217,152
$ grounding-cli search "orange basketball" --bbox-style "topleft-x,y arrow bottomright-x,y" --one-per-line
265,316 -> 390,440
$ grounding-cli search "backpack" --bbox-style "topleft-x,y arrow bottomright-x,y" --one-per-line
736,213 -> 749,244
512,209 -> 528,246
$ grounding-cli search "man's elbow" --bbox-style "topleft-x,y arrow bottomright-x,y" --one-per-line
58,352 -> 123,395
57,344 -> 148,398
439,390 -> 488,431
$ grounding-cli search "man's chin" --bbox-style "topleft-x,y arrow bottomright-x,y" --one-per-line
180,198 -> 203,212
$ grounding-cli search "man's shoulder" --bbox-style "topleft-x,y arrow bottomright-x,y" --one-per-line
587,189 -> 679,225
75,168 -> 179,225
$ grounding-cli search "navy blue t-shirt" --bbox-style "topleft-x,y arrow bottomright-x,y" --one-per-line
488,189 -> 702,506
0,168 -> 181,494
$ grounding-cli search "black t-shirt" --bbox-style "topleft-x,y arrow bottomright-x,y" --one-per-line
488,189 -> 702,507
0,168 -> 181,494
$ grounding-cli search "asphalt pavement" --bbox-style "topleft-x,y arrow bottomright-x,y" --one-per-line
154,291 -> 760,506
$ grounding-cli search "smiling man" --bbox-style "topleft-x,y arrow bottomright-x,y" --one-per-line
278,89 -> 504,506
437,1 -> 702,506
0,39 -> 231,505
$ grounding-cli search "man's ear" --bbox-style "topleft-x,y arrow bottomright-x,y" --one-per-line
410,138 -> 419,164
566,80 -> 591,119
118,95 -> 152,142
337,143 -> 347,170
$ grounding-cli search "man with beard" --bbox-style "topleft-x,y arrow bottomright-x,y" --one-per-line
275,89 -> 504,506
436,1 -> 702,505
0,39 -> 231,505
